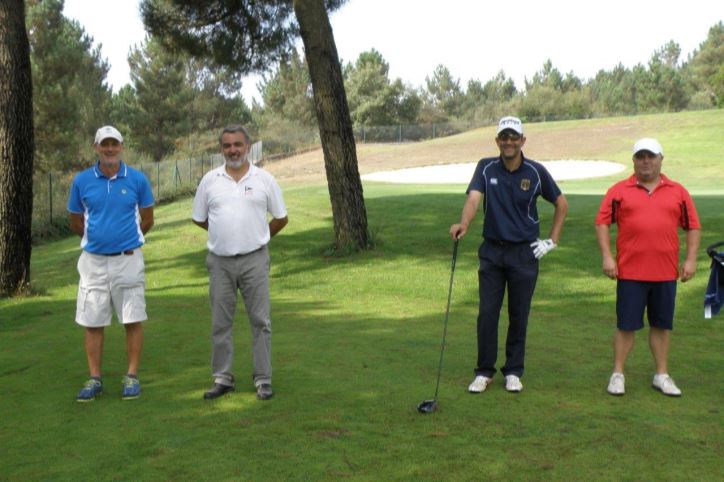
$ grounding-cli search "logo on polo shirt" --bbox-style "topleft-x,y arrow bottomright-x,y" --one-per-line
121,189 -> 127,194
490,178 -> 498,185
244,186 -> 253,196
520,179 -> 530,191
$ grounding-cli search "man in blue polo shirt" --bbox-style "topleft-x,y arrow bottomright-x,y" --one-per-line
67,125 -> 155,402
450,116 -> 568,394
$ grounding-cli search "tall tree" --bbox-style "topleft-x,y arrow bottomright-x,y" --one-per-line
684,21 -> 724,107
590,64 -> 637,115
0,0 -> 34,296
258,50 -> 316,128
27,0 -> 111,172
638,41 -> 688,112
422,64 -> 463,121
128,37 -> 195,162
293,0 -> 367,250
344,49 -> 419,126
185,58 -> 252,132
142,0 -> 369,252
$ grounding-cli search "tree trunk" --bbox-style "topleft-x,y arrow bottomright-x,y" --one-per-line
293,0 -> 368,252
0,0 -> 34,297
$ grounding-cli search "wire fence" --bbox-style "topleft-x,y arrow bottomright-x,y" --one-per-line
353,120 -> 480,143
32,142 -> 264,241
31,119 -> 477,241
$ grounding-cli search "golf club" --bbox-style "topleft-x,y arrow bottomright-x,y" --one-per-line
417,238 -> 459,414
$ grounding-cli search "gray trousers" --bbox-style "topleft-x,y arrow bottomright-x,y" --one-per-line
206,247 -> 271,388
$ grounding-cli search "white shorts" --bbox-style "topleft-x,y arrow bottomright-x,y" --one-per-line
75,249 -> 147,327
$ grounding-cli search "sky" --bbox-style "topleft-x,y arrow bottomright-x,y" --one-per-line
62,0 -> 723,104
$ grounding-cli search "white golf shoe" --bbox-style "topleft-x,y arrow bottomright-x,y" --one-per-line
652,374 -> 681,397
504,375 -> 523,393
607,373 -> 625,396
468,375 -> 493,393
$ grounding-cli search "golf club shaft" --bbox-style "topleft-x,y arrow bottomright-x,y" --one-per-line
432,239 -> 459,400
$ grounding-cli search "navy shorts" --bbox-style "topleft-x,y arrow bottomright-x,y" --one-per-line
616,280 -> 676,331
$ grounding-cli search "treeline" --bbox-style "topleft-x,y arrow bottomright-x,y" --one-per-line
29,0 -> 722,173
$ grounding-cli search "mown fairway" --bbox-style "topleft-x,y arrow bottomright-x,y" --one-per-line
1,111 -> 722,480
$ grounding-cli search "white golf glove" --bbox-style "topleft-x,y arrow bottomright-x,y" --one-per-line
530,238 -> 557,259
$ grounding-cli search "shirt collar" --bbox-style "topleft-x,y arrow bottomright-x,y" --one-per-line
93,160 -> 126,179
217,162 -> 256,181
497,152 -> 527,173
625,173 -> 671,187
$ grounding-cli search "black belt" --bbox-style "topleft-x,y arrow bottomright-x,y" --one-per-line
485,239 -> 531,246
103,250 -> 135,257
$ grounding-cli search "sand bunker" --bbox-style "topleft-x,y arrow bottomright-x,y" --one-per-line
361,160 -> 626,184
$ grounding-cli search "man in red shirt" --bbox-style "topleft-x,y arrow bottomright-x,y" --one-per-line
595,138 -> 700,397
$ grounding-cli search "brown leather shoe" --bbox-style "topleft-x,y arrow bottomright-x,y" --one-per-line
256,383 -> 273,401
203,383 -> 234,400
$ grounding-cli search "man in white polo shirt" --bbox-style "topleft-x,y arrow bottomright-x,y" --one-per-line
68,125 -> 155,402
192,125 -> 288,401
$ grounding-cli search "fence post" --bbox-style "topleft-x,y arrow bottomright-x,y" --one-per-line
398,125 -> 402,143
174,159 -> 178,191
48,172 -> 53,225
363,126 -> 366,143
156,162 -> 160,201
432,123 -> 436,139
189,157 -> 192,183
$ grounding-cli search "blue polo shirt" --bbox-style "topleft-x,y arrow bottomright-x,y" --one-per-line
467,155 -> 561,243
67,161 -> 155,254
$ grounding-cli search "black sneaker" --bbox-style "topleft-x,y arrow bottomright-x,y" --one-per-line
203,383 -> 234,400
256,383 -> 273,401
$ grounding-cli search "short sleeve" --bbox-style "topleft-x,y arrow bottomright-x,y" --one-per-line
679,187 -> 701,230
537,166 -> 561,204
138,173 -> 155,208
191,176 -> 209,222
267,177 -> 287,219
466,161 -> 486,195
595,187 -> 618,225
67,175 -> 83,213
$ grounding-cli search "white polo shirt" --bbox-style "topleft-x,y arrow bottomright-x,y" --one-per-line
192,164 -> 287,256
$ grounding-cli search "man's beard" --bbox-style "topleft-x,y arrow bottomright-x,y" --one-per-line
225,155 -> 247,169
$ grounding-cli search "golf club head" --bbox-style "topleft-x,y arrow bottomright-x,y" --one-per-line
417,399 -> 437,414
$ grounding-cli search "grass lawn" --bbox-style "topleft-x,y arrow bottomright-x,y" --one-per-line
1,113 -> 723,480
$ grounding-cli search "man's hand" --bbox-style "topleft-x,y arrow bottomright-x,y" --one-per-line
680,259 -> 697,282
602,254 -> 618,279
450,223 -> 467,240
530,238 -> 556,259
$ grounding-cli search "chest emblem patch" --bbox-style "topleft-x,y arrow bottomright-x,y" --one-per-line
520,179 -> 530,191
490,178 -> 498,185
121,189 -> 127,195
244,186 -> 254,196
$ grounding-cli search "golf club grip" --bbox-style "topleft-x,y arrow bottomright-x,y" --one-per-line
451,239 -> 459,271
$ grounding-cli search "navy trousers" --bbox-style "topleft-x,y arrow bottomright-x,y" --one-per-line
475,241 -> 539,378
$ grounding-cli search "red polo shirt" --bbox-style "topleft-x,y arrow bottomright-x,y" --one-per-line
595,174 -> 700,281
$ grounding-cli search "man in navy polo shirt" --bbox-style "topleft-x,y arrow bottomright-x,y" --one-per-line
67,125 -> 155,402
450,116 -> 568,394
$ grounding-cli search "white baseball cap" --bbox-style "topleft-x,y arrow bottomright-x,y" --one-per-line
497,116 -> 523,135
94,125 -> 123,144
632,138 -> 663,156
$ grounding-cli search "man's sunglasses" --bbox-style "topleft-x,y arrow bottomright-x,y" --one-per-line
497,132 -> 522,142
